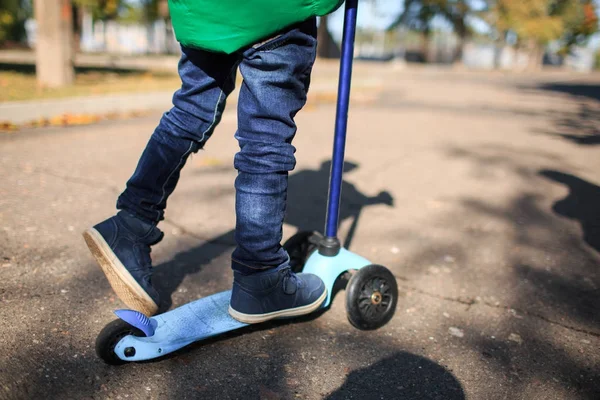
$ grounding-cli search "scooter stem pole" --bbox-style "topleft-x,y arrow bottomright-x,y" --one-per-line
325,0 -> 358,239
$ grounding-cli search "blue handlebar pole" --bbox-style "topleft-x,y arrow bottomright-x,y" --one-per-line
324,0 -> 358,239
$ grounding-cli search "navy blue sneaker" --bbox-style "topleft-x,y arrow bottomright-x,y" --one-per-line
83,211 -> 163,316
229,264 -> 327,324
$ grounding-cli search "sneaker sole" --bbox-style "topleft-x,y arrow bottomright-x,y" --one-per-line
83,228 -> 158,316
228,288 -> 328,324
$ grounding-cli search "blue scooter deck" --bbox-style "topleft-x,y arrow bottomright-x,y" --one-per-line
115,290 -> 247,361
113,248 -> 371,362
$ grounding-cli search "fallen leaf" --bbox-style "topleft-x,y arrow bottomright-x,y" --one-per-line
508,333 -> 523,345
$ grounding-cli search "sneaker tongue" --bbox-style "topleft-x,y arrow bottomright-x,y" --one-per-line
282,269 -> 299,295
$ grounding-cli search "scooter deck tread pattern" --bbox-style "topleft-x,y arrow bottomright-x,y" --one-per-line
156,290 -> 245,341
115,290 -> 247,361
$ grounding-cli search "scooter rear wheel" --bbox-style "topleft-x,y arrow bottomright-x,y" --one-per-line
96,319 -> 144,365
346,264 -> 398,330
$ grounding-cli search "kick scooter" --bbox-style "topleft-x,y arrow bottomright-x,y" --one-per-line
96,0 -> 398,364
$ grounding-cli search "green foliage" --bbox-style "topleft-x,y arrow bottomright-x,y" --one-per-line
389,0 -> 484,39
141,0 -> 169,20
72,0 -> 122,21
139,0 -> 159,21
72,0 -> 168,23
493,0 -> 598,48
494,0 -> 564,44
0,11 -> 14,42
389,0 -> 597,52
560,0 -> 599,50
0,0 -> 31,44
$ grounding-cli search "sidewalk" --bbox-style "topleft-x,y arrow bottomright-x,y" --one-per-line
0,68 -> 384,125
0,50 -> 179,72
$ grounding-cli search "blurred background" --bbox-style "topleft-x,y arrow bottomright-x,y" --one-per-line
0,0 -> 598,102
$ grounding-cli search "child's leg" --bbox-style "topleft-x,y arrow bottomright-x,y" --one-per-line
117,47 -> 239,223
228,18 -> 327,323
84,47 -> 239,315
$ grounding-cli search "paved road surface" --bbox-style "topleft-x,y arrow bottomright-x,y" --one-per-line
1,65 -> 599,399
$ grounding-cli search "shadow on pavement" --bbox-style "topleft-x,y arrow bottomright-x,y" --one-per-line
540,170 -> 600,254
435,145 -> 600,397
537,83 -> 600,103
325,352 -> 465,400
532,83 -> 600,146
286,160 -> 393,247
8,144 -> 600,399
536,103 -> 600,146
154,159 -> 393,310
163,328 -> 463,400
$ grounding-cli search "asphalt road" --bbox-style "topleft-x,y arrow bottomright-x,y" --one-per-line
1,65 -> 599,399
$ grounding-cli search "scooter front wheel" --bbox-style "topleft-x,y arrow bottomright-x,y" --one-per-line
346,264 -> 398,330
96,319 -> 144,365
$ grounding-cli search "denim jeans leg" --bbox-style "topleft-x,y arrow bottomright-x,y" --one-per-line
116,47 -> 239,223
232,19 -> 317,274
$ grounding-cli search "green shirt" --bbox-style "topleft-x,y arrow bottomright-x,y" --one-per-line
168,0 -> 343,54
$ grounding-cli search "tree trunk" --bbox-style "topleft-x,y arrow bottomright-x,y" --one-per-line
454,35 -> 466,65
158,0 -> 169,18
525,39 -> 544,71
317,15 -> 340,58
421,29 -> 431,63
34,0 -> 74,88
72,4 -> 84,53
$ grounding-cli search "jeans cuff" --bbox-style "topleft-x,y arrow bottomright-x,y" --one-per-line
231,254 -> 290,275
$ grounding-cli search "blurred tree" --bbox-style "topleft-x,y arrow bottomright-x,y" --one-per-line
389,0 -> 598,68
0,10 -> 14,43
388,0 -> 437,62
72,0 -> 121,21
34,0 -> 74,87
439,0 -> 471,62
388,0 -> 483,63
492,0 -> 598,69
559,0 -> 599,53
317,15 -> 341,58
0,0 -> 32,45
137,0 -> 169,21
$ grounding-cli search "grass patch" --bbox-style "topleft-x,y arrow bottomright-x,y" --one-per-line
0,69 -> 180,102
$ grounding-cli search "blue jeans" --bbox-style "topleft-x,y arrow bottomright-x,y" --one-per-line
116,18 -> 317,275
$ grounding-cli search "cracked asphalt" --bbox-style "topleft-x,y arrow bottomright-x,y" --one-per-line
1,64 -> 599,399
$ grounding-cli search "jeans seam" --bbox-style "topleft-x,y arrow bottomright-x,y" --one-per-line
252,34 -> 283,50
153,61 -> 237,220
154,141 -> 195,220
199,90 -> 224,141
198,61 -> 238,143
257,37 -> 291,52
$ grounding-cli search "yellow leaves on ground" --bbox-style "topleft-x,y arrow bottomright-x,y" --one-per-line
0,111 -> 150,133
0,71 -> 179,103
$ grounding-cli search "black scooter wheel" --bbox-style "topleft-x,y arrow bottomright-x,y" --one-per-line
283,231 -> 318,273
346,265 -> 398,330
96,319 -> 144,365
